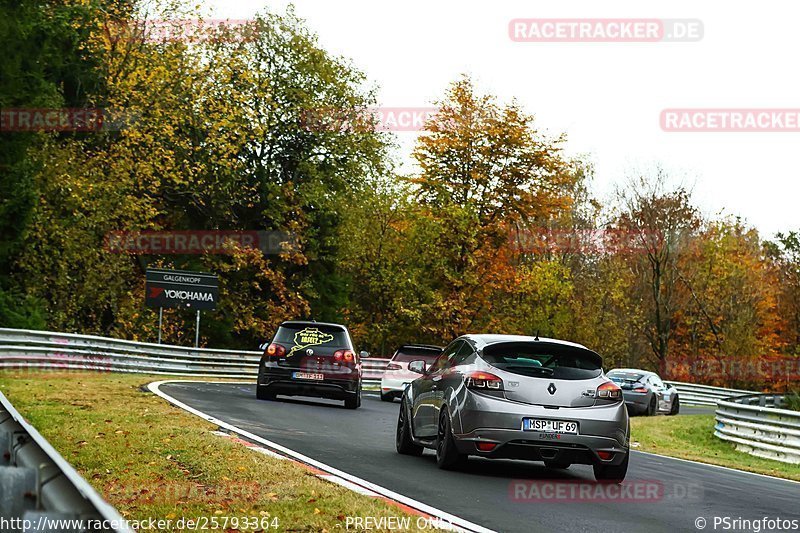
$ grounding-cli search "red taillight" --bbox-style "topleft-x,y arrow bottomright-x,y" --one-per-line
465,371 -> 504,391
386,363 -> 402,370
597,450 -> 614,461
333,349 -> 355,363
633,387 -> 648,393
265,343 -> 286,358
597,381 -> 622,401
476,442 -> 498,452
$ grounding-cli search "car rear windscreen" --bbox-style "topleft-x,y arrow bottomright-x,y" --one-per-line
480,341 -> 603,380
273,324 -> 349,354
607,372 -> 644,384
393,346 -> 441,362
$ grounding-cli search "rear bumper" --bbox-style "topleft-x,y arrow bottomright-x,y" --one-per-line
380,374 -> 413,396
452,390 -> 629,465
259,367 -> 359,400
622,391 -> 650,413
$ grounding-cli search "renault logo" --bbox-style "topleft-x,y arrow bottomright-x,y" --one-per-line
547,383 -> 557,395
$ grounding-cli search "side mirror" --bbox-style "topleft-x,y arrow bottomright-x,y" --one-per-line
359,350 -> 370,358
408,360 -> 427,374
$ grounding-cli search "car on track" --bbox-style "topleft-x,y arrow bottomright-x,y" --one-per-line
395,334 -> 630,482
256,321 -> 368,409
380,344 -> 443,402
606,368 -> 680,416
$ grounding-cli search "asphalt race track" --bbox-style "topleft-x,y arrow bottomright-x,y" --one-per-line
160,382 -> 798,533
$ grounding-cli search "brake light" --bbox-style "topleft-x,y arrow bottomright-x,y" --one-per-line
633,387 -> 648,393
386,363 -> 402,370
596,381 -> 622,401
333,349 -> 355,363
465,371 -> 504,391
476,442 -> 498,452
265,343 -> 286,358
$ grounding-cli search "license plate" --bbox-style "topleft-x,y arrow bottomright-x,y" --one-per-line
523,418 -> 578,434
292,372 -> 324,380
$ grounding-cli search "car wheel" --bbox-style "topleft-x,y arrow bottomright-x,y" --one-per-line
380,392 -> 394,402
436,409 -> 466,470
396,398 -> 424,456
544,460 -> 571,470
646,395 -> 657,416
593,451 -> 629,484
668,396 -> 680,416
344,390 -> 361,409
256,386 -> 276,401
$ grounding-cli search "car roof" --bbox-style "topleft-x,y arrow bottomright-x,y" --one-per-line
607,368 -> 657,376
279,320 -> 348,330
462,334 -> 590,350
397,344 -> 443,351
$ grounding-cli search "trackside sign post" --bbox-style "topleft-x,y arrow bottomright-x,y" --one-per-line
145,268 -> 218,347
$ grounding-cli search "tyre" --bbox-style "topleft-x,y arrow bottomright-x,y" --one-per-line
436,409 -> 466,470
668,396 -> 680,416
380,392 -> 395,402
344,389 -> 361,409
396,398 -> 424,456
256,386 -> 276,401
544,460 -> 571,470
646,395 -> 657,416
593,451 -> 629,484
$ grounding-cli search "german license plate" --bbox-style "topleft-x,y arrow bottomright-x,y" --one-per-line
292,372 -> 324,380
523,418 -> 578,434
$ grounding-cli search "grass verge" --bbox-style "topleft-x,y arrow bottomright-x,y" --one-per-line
631,413 -> 800,481
0,372 -> 428,532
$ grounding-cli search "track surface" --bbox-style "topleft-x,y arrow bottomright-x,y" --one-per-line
160,382 -> 797,533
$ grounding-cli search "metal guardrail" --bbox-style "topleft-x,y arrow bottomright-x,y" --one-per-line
714,393 -> 800,464
0,391 -> 133,532
664,381 -> 755,406
0,327 -> 390,382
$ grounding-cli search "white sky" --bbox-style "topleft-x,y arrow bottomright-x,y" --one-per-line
206,0 -> 800,238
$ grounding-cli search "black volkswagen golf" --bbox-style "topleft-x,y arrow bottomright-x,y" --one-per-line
256,321 -> 367,409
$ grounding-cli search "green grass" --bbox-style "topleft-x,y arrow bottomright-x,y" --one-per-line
0,372 -> 427,532
631,413 -> 800,481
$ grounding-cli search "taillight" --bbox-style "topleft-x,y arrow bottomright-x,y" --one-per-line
465,371 -> 504,391
265,343 -> 286,358
386,363 -> 402,370
333,349 -> 355,364
633,386 -> 648,393
596,381 -> 622,401
476,441 -> 498,452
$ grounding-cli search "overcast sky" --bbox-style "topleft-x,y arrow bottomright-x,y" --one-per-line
205,0 -> 800,238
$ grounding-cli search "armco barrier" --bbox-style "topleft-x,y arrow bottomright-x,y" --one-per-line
0,327 -> 390,382
0,391 -> 132,532
714,393 -> 800,464
0,328 -> 755,402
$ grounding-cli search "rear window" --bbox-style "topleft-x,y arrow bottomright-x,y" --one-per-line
393,346 -> 441,363
273,324 -> 350,355
608,372 -> 644,384
480,341 -> 603,380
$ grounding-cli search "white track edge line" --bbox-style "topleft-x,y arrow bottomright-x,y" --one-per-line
147,380 -> 496,533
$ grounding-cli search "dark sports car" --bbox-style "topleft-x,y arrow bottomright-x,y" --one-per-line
606,369 -> 680,416
256,321 -> 368,409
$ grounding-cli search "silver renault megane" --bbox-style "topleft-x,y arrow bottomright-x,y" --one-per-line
395,334 -> 630,482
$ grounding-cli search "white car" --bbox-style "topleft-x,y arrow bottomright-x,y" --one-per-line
380,344 -> 442,401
